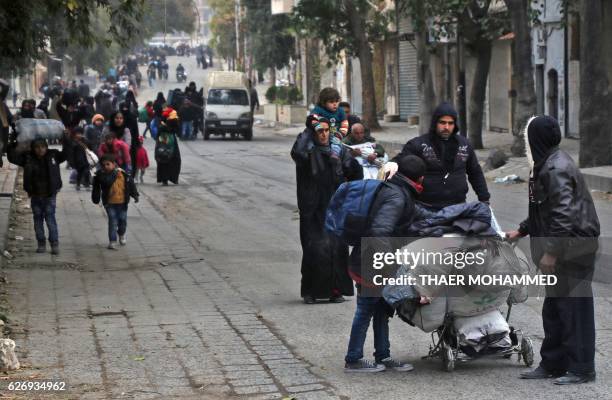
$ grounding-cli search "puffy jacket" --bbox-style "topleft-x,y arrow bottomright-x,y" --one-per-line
8,145 -> 65,197
519,149 -> 600,264
393,102 -> 490,209
350,174 -> 421,286
98,139 -> 131,170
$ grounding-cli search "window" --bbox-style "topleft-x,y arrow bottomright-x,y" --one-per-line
207,89 -> 249,106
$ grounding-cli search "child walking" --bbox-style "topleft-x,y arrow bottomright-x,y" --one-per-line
134,136 -> 149,184
92,154 -> 139,249
71,127 -> 91,191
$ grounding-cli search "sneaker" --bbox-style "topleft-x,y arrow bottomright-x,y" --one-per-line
108,242 -> 117,250
36,243 -> 46,253
344,359 -> 386,373
303,295 -> 315,305
329,295 -> 346,303
50,244 -> 60,255
119,235 -> 127,246
380,357 -> 414,372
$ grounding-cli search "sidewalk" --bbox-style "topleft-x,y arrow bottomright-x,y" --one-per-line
0,157 -> 341,399
265,118 -> 612,192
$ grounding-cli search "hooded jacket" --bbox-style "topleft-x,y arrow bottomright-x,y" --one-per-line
8,140 -> 65,197
393,102 -> 490,209
519,116 -> 600,265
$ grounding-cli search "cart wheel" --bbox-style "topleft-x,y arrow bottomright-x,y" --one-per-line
441,345 -> 455,372
521,337 -> 534,367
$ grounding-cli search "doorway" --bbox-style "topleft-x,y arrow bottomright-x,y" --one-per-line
547,69 -> 559,120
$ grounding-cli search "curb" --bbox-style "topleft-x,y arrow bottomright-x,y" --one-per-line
0,165 -> 18,259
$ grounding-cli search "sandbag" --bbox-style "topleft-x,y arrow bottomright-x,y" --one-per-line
447,288 -> 510,317
410,296 -> 447,332
15,118 -> 65,143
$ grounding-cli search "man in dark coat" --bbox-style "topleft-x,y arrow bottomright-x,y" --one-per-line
386,102 -> 490,209
291,117 -> 363,304
507,116 -> 600,385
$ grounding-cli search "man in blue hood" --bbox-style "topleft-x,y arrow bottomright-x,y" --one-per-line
386,102 -> 489,209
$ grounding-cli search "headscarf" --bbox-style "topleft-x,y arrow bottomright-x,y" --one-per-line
108,111 -> 127,139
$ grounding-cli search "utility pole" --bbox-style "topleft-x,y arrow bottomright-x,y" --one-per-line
164,0 -> 167,45
193,0 -> 201,46
235,0 -> 241,71
457,30 -> 468,137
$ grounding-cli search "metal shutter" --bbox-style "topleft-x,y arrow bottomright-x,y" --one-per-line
398,16 -> 419,120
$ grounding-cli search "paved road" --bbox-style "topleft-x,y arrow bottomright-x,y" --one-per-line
2,56 -> 612,400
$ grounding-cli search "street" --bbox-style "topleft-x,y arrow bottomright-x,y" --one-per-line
0,54 -> 611,400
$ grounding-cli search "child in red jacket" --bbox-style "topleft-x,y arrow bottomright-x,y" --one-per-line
134,136 -> 150,184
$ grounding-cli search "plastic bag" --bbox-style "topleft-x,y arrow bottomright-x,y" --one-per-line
85,149 -> 99,168
15,118 -> 65,143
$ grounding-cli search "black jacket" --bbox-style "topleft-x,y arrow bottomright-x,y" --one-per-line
8,145 -> 66,197
393,102 -> 490,209
291,128 -> 363,215
350,174 -> 421,287
519,148 -> 600,264
92,169 -> 139,206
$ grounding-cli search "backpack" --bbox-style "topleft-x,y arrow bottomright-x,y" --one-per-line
137,106 -> 149,123
325,179 -> 385,245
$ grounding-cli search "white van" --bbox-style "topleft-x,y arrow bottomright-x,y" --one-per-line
203,71 -> 253,140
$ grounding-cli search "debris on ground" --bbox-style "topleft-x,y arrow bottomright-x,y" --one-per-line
494,174 -> 524,184
484,149 -> 509,171
0,338 -> 20,371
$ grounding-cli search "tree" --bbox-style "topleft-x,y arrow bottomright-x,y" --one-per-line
243,0 -> 295,80
579,0 -> 612,167
504,0 -> 537,156
292,0 -> 394,130
209,0 -> 239,69
0,0 -> 145,74
398,0 -> 509,148
141,0 -> 196,36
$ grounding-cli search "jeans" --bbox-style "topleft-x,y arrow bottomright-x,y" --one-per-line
143,121 -> 150,137
31,196 -> 58,245
181,120 -> 193,139
345,295 -> 391,363
105,204 -> 128,242
148,76 -> 154,87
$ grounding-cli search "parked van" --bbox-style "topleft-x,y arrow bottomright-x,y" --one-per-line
203,71 -> 253,140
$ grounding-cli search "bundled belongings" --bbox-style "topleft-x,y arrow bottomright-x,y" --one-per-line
454,309 -> 511,354
15,118 -> 65,143
13,118 -> 65,154
382,203 -> 532,332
